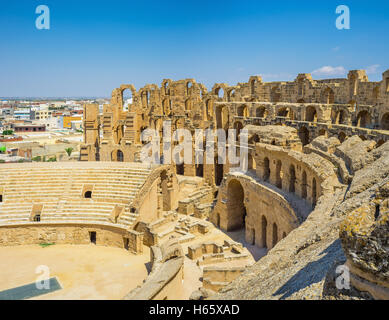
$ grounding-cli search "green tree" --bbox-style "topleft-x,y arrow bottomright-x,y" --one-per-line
65,147 -> 73,157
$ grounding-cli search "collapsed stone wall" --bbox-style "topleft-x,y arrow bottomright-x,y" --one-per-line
212,140 -> 389,300
124,238 -> 184,300
82,69 -> 389,187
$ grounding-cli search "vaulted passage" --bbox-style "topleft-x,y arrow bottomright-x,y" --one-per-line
226,180 -> 246,231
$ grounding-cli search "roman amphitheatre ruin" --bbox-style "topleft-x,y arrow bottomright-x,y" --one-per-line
1,69 -> 389,300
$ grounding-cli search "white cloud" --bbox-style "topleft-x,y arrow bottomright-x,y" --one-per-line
311,66 -> 346,77
365,64 -> 380,74
332,46 -> 340,52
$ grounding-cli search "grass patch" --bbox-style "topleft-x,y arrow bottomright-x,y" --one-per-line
39,243 -> 55,248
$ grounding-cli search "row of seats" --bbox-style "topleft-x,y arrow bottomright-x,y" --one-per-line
0,162 -> 153,228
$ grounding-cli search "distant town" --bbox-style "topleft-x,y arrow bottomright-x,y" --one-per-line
0,98 -> 110,163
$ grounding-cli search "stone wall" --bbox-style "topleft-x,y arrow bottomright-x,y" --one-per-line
0,222 -> 143,254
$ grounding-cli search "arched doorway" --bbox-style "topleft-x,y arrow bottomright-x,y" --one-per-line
276,160 -> 282,189
263,157 -> 270,181
215,157 -> 224,186
226,180 -> 246,231
117,150 -> 124,162
261,216 -> 268,248
302,171 -> 307,199
289,165 -> 296,193
312,177 -> 317,208
357,111 -> 372,128
381,113 -> 389,130
272,223 -> 278,248
306,106 -> 318,122
298,126 -> 310,146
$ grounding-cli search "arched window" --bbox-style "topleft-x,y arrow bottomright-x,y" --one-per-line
356,111 -> 372,128
312,178 -> 317,208
289,165 -> 296,193
261,216 -> 268,248
306,106 -> 318,122
117,150 -> 124,162
381,113 -> 389,130
302,171 -> 307,199
276,160 -> 282,189
272,223 -> 278,247
84,191 -> 92,198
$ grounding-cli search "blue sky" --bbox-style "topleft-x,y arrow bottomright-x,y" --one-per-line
0,0 -> 388,97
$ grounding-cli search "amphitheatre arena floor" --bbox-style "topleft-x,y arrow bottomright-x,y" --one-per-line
0,221 -> 260,300
0,244 -> 151,300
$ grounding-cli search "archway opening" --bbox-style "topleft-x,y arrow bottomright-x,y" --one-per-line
289,165 -> 296,193
306,106 -> 318,122
302,171 -> 307,199
227,180 -> 246,231
312,177 -> 317,208
261,216 -> 268,249
276,160 -> 282,189
381,113 -> 389,130
357,111 -> 372,128
215,157 -> 224,186
338,132 -> 346,143
272,223 -> 278,248
117,150 -> 124,162
263,157 -> 270,181
122,89 -> 133,111
298,126 -> 310,146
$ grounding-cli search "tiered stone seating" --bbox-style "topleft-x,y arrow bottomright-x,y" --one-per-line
0,162 -> 153,228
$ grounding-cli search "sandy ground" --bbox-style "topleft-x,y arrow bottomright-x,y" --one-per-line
0,244 -> 150,300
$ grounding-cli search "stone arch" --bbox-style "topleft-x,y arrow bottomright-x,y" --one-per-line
322,87 -> 335,104
318,129 -> 327,137
185,98 -> 192,111
263,157 -> 270,181
289,164 -> 296,193
298,126 -> 310,146
237,105 -> 248,118
381,113 -> 389,130
334,109 -> 347,124
215,87 -> 225,99
256,106 -> 267,118
338,132 -> 347,143
272,223 -> 278,247
357,110 -> 372,128
215,105 -> 228,130
261,215 -> 268,248
306,106 -> 318,122
276,160 -> 282,189
117,150 -> 124,162
215,157 -> 224,186
277,107 -> 290,118
227,89 -> 236,102
301,171 -> 307,199
226,179 -> 246,230
312,177 -> 317,208
186,81 -> 193,96
121,88 -> 133,111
